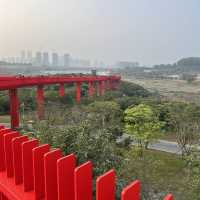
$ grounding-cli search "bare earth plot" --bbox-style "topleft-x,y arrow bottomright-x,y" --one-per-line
124,77 -> 200,104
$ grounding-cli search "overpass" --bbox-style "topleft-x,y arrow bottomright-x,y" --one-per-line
0,75 -> 120,129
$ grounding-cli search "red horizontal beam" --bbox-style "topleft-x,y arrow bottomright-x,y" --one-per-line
0,75 -> 121,90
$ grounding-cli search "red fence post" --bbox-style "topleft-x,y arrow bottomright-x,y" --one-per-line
4,131 -> 20,177
12,136 -> 29,185
9,89 -> 19,129
33,144 -> 50,200
164,194 -> 173,200
121,180 -> 141,200
59,84 -> 65,97
74,161 -> 93,200
36,85 -> 44,120
22,139 -> 39,192
57,154 -> 76,200
96,170 -> 116,200
76,82 -> 81,103
0,128 -> 11,171
44,149 -> 62,200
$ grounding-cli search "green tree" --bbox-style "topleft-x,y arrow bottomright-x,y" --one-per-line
185,148 -> 200,200
167,102 -> 200,156
88,101 -> 121,125
120,81 -> 150,97
29,104 -> 123,177
124,104 -> 163,152
0,92 -> 9,114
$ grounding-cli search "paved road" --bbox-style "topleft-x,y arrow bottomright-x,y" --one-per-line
119,134 -> 182,154
149,140 -> 182,154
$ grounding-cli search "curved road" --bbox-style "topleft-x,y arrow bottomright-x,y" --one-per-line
149,139 -> 182,154
119,134 -> 182,154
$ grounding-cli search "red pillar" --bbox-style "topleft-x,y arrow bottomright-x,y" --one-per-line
116,80 -> 120,89
88,82 -> 94,97
112,81 -> 116,89
37,85 -> 44,120
109,80 -> 113,90
102,81 -> 105,95
76,82 -> 81,103
105,80 -> 110,90
59,84 -> 65,97
99,81 -> 105,96
9,89 -> 19,129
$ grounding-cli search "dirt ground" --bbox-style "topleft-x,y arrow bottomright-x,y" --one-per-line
124,77 -> 200,104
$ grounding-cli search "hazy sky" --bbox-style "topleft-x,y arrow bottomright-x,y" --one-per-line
0,0 -> 200,65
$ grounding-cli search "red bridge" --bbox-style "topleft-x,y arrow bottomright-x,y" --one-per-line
0,75 -> 120,129
0,126 -> 173,200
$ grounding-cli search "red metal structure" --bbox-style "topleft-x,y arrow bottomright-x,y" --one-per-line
0,75 -> 120,129
0,126 -> 173,200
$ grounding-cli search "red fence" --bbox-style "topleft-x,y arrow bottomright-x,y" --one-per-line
0,125 -> 173,200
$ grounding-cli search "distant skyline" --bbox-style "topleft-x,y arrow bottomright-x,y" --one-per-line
0,0 -> 200,66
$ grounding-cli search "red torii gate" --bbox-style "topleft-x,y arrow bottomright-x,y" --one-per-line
0,75 -> 121,129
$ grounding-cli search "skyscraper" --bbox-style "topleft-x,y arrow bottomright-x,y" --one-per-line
21,50 -> 26,63
52,53 -> 59,67
27,51 -> 33,64
42,52 -> 49,66
35,52 -> 42,66
63,54 -> 70,67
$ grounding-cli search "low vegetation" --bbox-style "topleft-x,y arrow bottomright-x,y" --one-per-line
1,81 -> 200,199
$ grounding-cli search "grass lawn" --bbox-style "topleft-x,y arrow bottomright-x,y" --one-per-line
121,149 -> 195,200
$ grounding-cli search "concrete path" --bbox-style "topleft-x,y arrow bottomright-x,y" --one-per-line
119,134 -> 182,154
149,139 -> 182,154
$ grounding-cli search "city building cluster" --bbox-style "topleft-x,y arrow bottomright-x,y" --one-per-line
0,51 -> 140,69
0,51 -> 91,68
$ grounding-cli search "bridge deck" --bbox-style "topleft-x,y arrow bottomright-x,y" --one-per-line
0,75 -> 120,90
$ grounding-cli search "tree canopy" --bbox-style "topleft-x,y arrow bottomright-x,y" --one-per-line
124,104 -> 163,149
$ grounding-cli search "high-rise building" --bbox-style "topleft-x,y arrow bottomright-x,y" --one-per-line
10,57 -> 15,64
27,51 -> 33,64
15,57 -> 21,63
21,51 -> 26,63
63,54 -> 70,67
52,53 -> 59,67
35,52 -> 42,66
42,52 -> 49,66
